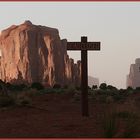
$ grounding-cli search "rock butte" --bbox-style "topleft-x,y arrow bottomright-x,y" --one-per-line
0,21 -> 81,87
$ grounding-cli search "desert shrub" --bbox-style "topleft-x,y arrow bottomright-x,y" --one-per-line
99,83 -> 107,90
31,82 -> 44,90
0,80 -> 6,87
135,87 -> 140,91
73,93 -> 81,101
25,89 -> 40,97
113,93 -> 124,101
122,112 -> 140,138
119,89 -> 127,94
40,88 -> 55,94
107,85 -> 118,91
97,94 -> 107,103
66,86 -> 76,95
40,87 -> 66,94
16,96 -> 31,106
102,105 -> 140,138
6,83 -> 28,91
116,111 -> 131,118
102,111 -> 118,138
0,95 -> 15,107
0,89 -> 34,107
53,84 -> 61,89
6,82 -> 13,90
134,87 -> 140,94
88,89 -> 94,95
75,86 -> 81,91
92,85 -> 98,90
106,96 -> 114,104
127,86 -> 133,91
116,110 -> 137,118
97,89 -> 106,94
53,88 -> 65,94
63,85 -> 68,89
91,95 -> 97,101
15,91 -> 32,106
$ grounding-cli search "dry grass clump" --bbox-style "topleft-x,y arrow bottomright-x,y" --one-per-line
101,98 -> 140,138
0,89 -> 40,108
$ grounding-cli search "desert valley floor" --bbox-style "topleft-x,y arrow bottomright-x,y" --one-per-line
0,91 -> 140,138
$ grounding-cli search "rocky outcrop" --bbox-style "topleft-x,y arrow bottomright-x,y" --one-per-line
64,54 -> 81,86
126,58 -> 140,89
0,21 -> 81,86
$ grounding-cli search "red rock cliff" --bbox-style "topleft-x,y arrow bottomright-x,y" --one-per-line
0,21 -> 81,86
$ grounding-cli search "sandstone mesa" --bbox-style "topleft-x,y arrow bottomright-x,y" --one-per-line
0,21 -> 81,87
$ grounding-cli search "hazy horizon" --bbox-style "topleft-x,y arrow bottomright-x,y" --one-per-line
0,2 -> 140,89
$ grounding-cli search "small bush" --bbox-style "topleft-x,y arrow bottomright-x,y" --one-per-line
135,87 -> 140,91
41,88 -> 55,94
123,112 -> 139,138
16,96 -> 31,106
113,93 -> 125,102
116,111 -> 131,118
53,84 -> 61,89
0,95 -> 15,107
98,94 -> 107,103
63,85 -> 68,89
119,89 -> 127,94
25,89 -> 40,97
107,85 -> 118,91
66,86 -> 76,95
92,85 -> 98,90
31,82 -> 44,90
75,86 -> 81,91
134,87 -> 140,93
99,83 -> 107,90
6,83 -> 28,91
15,92 -> 31,106
97,89 -> 108,95
102,112 -> 118,138
106,96 -> 114,104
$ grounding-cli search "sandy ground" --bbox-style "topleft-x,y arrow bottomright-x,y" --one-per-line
0,92 -> 139,138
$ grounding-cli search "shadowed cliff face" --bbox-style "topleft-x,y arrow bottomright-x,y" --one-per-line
0,21 -> 81,86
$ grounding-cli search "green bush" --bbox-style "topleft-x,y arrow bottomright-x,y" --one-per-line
66,86 -> 76,95
102,112 -> 118,138
113,93 -> 124,101
92,85 -> 98,90
119,89 -> 127,94
0,95 -> 15,107
53,84 -> 61,89
75,86 -> 81,91
116,111 -> 130,118
106,96 -> 114,104
31,82 -> 44,90
134,87 -> 140,93
63,85 -> 68,89
122,112 -> 139,138
99,83 -> 107,90
107,85 -> 117,90
16,96 -> 31,106
6,83 -> 28,91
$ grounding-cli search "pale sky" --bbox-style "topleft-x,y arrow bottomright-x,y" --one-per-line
0,2 -> 140,89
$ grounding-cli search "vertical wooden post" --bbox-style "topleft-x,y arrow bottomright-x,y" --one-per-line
67,36 -> 100,116
81,36 -> 89,117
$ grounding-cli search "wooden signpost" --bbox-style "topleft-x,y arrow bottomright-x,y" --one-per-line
67,36 -> 101,117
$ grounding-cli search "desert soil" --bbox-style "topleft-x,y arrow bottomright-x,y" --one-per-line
0,92 -> 139,138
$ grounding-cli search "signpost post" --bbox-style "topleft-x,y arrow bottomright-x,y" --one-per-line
67,36 -> 101,117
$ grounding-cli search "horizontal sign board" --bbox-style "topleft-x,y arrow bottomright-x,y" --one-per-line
67,42 -> 100,50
